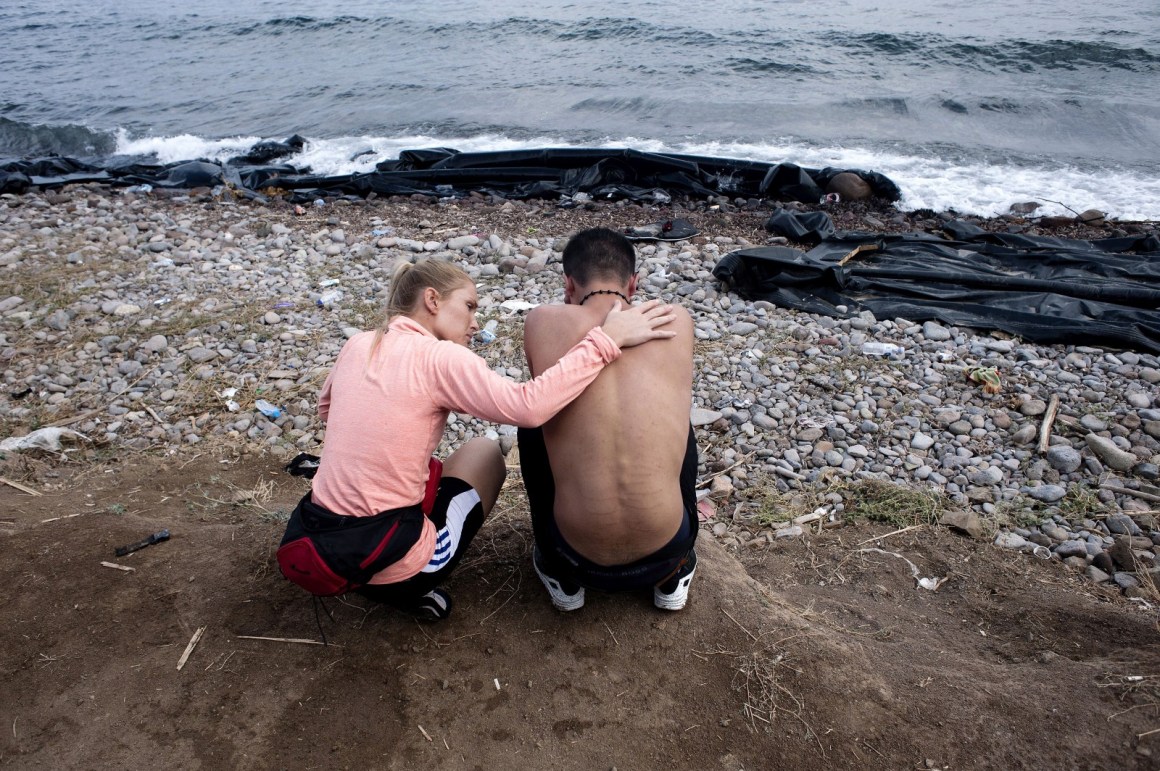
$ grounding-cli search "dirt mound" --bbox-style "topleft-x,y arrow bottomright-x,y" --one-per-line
2,453 -> 1159,769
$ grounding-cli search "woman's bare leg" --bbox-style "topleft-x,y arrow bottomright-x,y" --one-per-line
442,437 -> 505,515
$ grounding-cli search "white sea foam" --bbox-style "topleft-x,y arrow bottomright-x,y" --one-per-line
112,130 -> 1160,221
114,130 -> 263,165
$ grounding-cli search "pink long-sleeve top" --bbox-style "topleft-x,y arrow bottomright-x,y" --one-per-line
311,315 -> 621,584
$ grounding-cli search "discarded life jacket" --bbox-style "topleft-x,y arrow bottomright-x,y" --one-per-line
277,457 -> 442,596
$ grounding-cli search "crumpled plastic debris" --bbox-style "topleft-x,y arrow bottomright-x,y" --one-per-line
0,427 -> 88,453
499,300 -> 538,313
965,366 -> 1002,394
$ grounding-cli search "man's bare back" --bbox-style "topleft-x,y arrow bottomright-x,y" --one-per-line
523,296 -> 694,565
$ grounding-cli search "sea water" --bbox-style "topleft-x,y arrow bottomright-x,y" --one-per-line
1,0 -> 1158,218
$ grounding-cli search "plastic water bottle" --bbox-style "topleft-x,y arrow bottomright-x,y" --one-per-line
861,341 -> 905,357
317,289 -> 343,307
475,319 -> 499,344
254,399 -> 281,419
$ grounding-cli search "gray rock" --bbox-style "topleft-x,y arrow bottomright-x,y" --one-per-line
691,408 -> 723,426
1045,446 -> 1082,473
1086,565 -> 1111,583
911,432 -> 935,450
44,309 -> 71,330
1106,514 -> 1142,537
1085,433 -> 1138,471
1025,484 -> 1067,503
1128,392 -> 1152,409
968,466 -> 1004,486
1113,572 -> 1141,589
922,321 -> 951,341
994,532 -> 1028,550
1053,539 -> 1089,558
1020,399 -> 1048,417
940,509 -> 985,539
187,347 -> 218,363
1011,424 -> 1037,445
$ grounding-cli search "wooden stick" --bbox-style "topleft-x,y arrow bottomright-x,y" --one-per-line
418,725 -> 433,742
1102,485 -> 1160,504
696,453 -> 755,488
235,635 -> 331,646
176,626 -> 206,670
40,512 -> 83,523
46,409 -> 99,428
100,561 -> 136,572
1037,394 -> 1061,453
838,242 -> 879,266
0,477 -> 41,496
856,524 -> 924,546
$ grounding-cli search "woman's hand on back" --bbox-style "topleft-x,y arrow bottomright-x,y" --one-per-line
600,299 -> 677,348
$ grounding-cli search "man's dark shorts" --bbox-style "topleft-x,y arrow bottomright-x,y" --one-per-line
518,425 -> 698,592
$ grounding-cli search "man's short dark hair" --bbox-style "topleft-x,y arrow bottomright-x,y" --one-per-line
561,228 -> 636,286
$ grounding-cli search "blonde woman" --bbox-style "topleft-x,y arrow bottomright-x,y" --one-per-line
278,258 -> 676,620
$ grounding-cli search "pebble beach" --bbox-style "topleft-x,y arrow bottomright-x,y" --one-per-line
3,185 -> 1160,599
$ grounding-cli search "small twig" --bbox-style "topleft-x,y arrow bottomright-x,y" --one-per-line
418,725 -> 433,742
603,621 -> 620,647
722,609 -> 759,643
41,512 -> 83,523
696,453 -> 756,488
236,635 -> 333,646
1138,727 -> 1160,739
1034,196 -> 1082,217
176,626 -> 206,670
1102,485 -> 1160,504
856,524 -> 923,546
1037,394 -> 1060,454
1,477 -> 41,496
100,561 -> 136,572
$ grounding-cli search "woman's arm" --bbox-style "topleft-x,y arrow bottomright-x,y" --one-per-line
427,300 -> 677,426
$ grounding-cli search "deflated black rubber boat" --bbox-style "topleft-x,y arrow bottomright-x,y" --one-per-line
0,142 -> 900,204
713,213 -> 1160,353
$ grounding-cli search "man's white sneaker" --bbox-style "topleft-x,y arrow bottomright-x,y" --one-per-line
533,547 -> 585,611
653,550 -> 697,611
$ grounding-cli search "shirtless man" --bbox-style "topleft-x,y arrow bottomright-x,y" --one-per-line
518,227 -> 698,611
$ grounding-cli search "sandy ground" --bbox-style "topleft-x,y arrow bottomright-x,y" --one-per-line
2,449 -> 1159,770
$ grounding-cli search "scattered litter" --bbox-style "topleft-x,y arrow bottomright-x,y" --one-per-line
100,561 -> 136,572
821,192 -> 841,205
153,296 -> 171,307
255,399 -> 282,419
624,218 -> 699,242
114,529 -> 170,557
774,525 -> 803,539
1,476 -> 41,496
273,301 -> 294,309
965,366 -> 1002,394
743,349 -> 764,360
317,289 -> 343,307
313,198 -> 325,208
125,184 -> 153,194
498,299 -> 538,313
475,319 -> 499,345
857,548 -> 947,591
218,387 -> 238,399
861,341 -> 905,357
696,499 -> 717,522
236,635 -> 333,646
371,227 -> 396,236
294,205 -> 306,215
176,626 -> 206,671
494,678 -> 501,691
318,278 -> 341,288
0,427 -> 88,454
